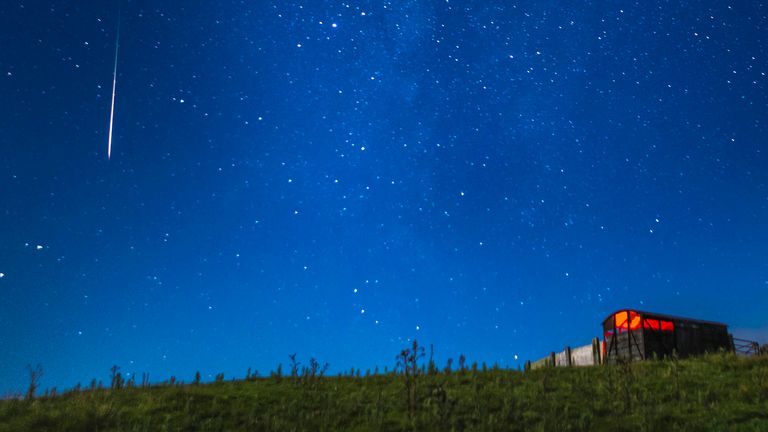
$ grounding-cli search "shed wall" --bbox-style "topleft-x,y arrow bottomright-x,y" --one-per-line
642,328 -> 676,358
605,331 -> 644,362
674,322 -> 730,356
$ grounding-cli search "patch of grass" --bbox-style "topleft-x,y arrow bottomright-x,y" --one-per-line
1,352 -> 766,431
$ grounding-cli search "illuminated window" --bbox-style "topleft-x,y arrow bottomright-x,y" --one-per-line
642,317 -> 674,331
645,319 -> 661,330
614,310 -> 641,332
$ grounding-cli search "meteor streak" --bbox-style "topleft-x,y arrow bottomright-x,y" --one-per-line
107,15 -> 120,159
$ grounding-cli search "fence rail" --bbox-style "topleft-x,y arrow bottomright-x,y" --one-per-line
732,338 -> 760,356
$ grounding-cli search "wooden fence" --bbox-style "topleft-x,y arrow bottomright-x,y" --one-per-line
525,338 -> 602,371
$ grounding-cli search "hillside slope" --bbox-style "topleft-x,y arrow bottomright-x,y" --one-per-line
1,353 -> 766,431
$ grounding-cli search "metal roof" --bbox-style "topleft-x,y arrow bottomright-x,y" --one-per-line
603,309 -> 728,328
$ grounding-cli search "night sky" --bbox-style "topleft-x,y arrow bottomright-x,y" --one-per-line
2,0 -> 767,394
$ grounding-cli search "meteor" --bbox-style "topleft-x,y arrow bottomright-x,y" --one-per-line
107,15 -> 120,159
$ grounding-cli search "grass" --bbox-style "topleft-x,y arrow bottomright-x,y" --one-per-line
1,352 -> 766,431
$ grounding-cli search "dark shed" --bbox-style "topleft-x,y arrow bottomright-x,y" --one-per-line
602,309 -> 732,362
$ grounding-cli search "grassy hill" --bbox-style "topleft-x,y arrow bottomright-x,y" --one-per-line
1,352 -> 766,431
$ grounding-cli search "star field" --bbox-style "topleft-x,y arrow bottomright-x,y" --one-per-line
1,0 -> 767,394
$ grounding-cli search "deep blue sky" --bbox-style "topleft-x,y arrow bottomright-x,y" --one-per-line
1,0 -> 767,394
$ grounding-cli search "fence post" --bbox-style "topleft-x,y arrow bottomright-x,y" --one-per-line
565,346 -> 572,367
592,337 -> 601,366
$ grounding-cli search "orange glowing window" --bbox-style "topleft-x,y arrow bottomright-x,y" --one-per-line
614,311 -> 641,331
643,318 -> 675,331
644,319 -> 661,330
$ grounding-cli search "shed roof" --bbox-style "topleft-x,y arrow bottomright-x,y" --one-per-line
603,309 -> 728,328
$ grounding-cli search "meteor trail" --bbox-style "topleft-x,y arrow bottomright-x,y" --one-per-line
107,14 -> 120,159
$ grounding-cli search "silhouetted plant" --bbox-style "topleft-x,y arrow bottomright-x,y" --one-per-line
109,365 -> 124,390
428,344 -> 438,375
214,373 -> 225,383
306,357 -> 328,380
272,364 -> 283,383
396,340 -> 425,418
289,353 -> 301,378
25,364 -> 43,401
193,371 -> 201,385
